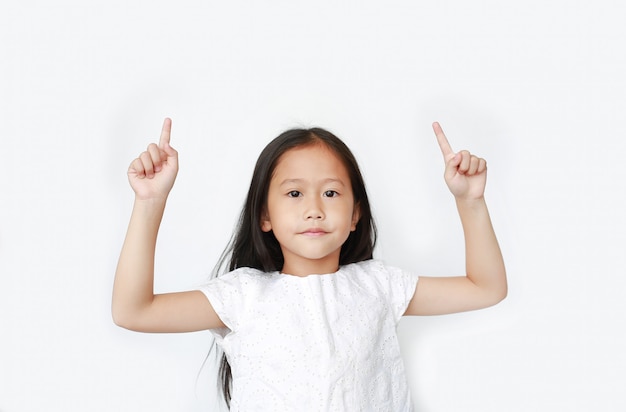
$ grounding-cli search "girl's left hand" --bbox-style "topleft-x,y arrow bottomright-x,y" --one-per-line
433,122 -> 487,201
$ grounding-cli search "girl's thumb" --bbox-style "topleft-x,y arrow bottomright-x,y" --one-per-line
444,152 -> 461,177
447,152 -> 461,167
163,141 -> 178,158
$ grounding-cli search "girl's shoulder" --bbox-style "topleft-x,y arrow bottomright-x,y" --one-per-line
341,259 -> 412,277
217,266 -> 270,279
340,260 -> 419,320
340,259 -> 419,289
209,266 -> 278,288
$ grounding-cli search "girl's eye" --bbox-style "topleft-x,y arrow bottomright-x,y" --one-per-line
287,191 -> 302,198
324,190 -> 338,198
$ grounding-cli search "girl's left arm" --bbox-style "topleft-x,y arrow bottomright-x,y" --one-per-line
404,123 -> 507,316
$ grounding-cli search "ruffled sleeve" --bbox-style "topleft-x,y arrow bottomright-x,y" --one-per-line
373,261 -> 420,322
197,268 -> 251,342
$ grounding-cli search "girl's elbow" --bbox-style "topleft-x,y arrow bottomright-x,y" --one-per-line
498,275 -> 508,301
112,309 -> 132,330
488,269 -> 508,306
475,280 -> 507,310
494,288 -> 507,305
500,283 -> 508,301
487,284 -> 507,307
111,306 -> 141,331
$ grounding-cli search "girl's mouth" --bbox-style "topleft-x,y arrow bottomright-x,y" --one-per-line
301,228 -> 327,236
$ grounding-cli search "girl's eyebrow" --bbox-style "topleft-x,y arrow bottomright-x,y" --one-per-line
279,178 -> 346,187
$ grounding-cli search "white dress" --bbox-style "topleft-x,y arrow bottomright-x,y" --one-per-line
198,259 -> 419,411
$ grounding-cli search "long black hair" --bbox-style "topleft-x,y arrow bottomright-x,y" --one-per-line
212,127 -> 377,407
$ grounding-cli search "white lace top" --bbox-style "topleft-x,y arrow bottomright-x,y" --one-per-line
198,259 -> 419,411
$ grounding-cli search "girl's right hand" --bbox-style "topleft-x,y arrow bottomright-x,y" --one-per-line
127,118 -> 179,201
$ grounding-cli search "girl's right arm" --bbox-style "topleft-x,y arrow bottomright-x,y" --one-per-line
112,118 -> 224,333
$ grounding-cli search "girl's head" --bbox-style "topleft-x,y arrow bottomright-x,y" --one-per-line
225,127 -> 377,274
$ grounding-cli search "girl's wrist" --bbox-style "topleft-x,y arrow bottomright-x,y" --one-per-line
454,196 -> 486,210
133,195 -> 168,209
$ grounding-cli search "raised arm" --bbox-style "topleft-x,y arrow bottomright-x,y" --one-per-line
112,118 -> 224,332
405,122 -> 507,316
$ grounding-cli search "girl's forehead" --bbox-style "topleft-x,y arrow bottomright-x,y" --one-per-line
272,143 -> 350,180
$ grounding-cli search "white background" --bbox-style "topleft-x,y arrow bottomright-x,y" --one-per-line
1,1 -> 625,411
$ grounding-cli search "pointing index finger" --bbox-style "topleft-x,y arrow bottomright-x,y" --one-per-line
432,121 -> 454,159
159,117 -> 172,148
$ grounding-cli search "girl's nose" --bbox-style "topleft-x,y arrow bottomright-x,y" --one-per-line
307,212 -> 323,220
305,198 -> 324,220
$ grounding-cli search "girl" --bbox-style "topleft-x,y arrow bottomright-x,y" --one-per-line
112,118 -> 507,411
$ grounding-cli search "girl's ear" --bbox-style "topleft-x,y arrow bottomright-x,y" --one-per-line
261,211 -> 272,232
351,203 -> 361,231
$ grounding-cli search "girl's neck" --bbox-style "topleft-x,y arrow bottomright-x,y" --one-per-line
280,258 -> 340,277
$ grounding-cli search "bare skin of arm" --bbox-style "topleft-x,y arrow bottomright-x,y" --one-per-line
405,123 -> 507,316
112,118 -> 224,332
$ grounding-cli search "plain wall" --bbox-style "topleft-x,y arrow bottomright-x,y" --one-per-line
1,1 -> 625,411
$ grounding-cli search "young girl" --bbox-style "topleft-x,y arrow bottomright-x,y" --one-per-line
112,118 -> 506,411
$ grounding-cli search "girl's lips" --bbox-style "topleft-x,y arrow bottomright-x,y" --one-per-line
300,228 -> 327,236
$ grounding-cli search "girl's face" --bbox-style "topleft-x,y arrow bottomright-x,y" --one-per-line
261,143 -> 361,276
